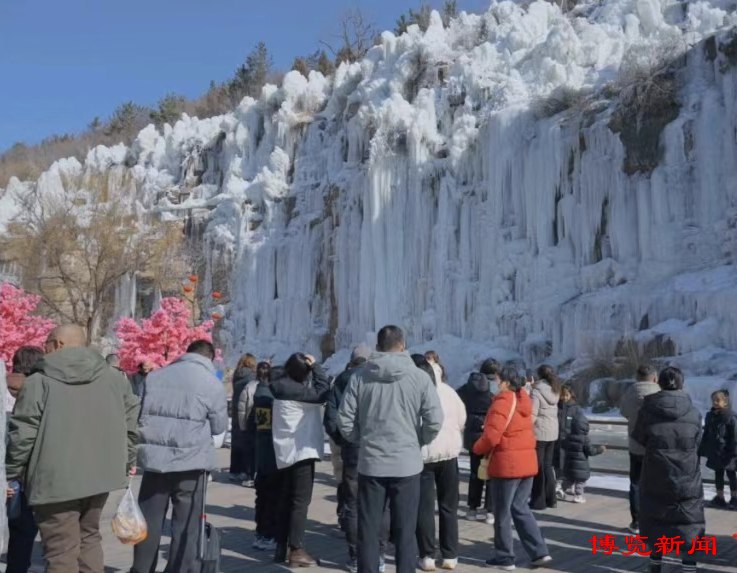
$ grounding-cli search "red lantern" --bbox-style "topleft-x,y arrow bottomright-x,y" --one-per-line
211,312 -> 223,320
188,274 -> 199,283
182,285 -> 193,293
212,291 -> 222,300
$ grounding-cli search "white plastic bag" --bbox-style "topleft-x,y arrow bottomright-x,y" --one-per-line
112,487 -> 148,545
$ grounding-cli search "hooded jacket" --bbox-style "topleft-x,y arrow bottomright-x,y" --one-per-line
531,380 -> 560,442
6,347 -> 140,506
271,365 -> 330,470
559,400 -> 604,482
473,389 -> 537,479
338,351 -> 443,478
422,383 -> 466,463
234,367 -> 257,432
698,407 -> 737,472
619,379 -> 660,456
632,390 -> 704,544
457,372 -> 492,450
137,353 -> 228,473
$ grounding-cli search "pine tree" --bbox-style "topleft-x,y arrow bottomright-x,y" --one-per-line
150,93 -> 186,127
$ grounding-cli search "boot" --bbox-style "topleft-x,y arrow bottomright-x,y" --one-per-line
289,547 -> 319,568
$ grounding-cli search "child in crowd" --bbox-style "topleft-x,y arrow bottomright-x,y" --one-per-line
699,389 -> 737,509
557,384 -> 605,503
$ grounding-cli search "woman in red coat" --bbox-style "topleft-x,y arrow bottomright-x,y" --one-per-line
473,368 -> 551,570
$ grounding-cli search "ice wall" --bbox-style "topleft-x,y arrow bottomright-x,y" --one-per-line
2,0 -> 737,382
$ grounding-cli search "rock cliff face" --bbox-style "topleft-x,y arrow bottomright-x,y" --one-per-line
2,1 -> 737,387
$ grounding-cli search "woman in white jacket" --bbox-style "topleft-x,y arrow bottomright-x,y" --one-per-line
413,356 -> 466,572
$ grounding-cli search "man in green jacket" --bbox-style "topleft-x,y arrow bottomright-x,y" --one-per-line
6,324 -> 140,573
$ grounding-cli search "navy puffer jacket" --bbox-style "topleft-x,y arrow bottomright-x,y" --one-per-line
698,407 -> 737,471
559,401 -> 604,482
457,372 -> 492,450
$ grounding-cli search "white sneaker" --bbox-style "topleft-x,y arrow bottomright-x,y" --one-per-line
572,495 -> 586,504
252,535 -> 263,549
485,512 -> 495,525
441,558 -> 458,570
418,557 -> 436,571
260,538 -> 276,551
530,555 -> 552,568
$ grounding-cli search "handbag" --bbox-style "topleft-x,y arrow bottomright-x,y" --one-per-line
478,392 -> 518,481
198,473 -> 222,573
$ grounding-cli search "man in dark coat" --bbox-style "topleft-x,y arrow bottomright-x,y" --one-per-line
457,364 -> 497,522
633,367 -> 703,573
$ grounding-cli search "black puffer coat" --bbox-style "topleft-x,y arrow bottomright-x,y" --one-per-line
633,390 -> 704,545
246,381 -> 278,476
698,407 -> 737,471
231,367 -> 256,446
559,401 -> 604,482
324,367 -> 360,468
457,372 -> 492,450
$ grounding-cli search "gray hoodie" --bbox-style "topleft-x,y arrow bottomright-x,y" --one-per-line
531,380 -> 560,442
338,351 -> 443,478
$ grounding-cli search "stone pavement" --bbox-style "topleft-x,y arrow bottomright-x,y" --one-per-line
4,449 -> 737,572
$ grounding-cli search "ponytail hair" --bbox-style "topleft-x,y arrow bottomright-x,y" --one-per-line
501,367 -> 524,392
537,364 -> 562,394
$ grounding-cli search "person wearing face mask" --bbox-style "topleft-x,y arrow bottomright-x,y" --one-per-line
457,358 -> 501,523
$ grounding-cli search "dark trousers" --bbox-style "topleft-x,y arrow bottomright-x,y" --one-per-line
416,459 -> 459,560
131,471 -> 204,573
255,472 -> 281,539
344,464 -> 389,561
34,493 -> 108,573
530,440 -> 556,510
715,468 -> 737,492
629,453 -> 643,522
7,491 -> 38,573
276,459 -> 316,550
468,452 -> 493,511
358,473 -> 420,573
230,432 -> 254,477
491,477 -> 548,565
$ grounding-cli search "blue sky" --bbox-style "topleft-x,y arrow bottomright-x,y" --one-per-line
0,0 -> 488,153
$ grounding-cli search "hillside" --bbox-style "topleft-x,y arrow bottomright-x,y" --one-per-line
2,0 -> 737,402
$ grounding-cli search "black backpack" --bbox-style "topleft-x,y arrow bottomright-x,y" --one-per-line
198,473 -> 221,573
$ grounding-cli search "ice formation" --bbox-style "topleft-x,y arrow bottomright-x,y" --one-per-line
2,0 -> 737,403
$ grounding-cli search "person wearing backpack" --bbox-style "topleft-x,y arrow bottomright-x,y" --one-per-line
556,384 -> 605,504
473,367 -> 551,570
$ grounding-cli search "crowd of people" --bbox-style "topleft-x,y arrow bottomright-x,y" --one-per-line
2,323 -> 735,573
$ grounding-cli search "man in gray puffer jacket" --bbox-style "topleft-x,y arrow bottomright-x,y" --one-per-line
619,364 -> 659,534
132,340 -> 228,573
338,325 -> 443,573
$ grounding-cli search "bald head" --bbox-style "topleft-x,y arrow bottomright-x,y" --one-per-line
45,324 -> 87,354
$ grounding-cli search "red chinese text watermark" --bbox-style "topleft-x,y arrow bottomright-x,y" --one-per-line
590,535 -> 717,557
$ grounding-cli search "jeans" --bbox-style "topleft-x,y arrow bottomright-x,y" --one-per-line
255,472 -> 281,539
714,468 -> 737,492
358,473 -> 420,573
343,464 -> 389,561
530,441 -> 557,509
416,459 -> 459,559
276,459 -> 316,550
7,490 -> 38,573
468,452 -> 493,511
34,493 -> 108,573
491,477 -> 549,565
132,471 -> 205,573
629,453 -> 643,522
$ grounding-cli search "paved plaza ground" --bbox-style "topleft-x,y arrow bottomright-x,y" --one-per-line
3,449 -> 736,572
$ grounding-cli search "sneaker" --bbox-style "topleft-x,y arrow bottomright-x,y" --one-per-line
485,512 -> 495,525
253,535 -> 264,549
572,495 -> 586,504
441,558 -> 458,570
418,557 -> 436,571
485,557 -> 516,570
243,479 -> 256,488
466,508 -> 478,521
379,554 -> 386,573
260,538 -> 276,551
345,559 -> 358,573
627,521 -> 639,534
556,489 -> 566,501
710,495 -> 727,508
530,555 -> 552,568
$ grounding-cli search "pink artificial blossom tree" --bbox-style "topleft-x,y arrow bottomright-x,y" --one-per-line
0,283 -> 56,371
114,297 -> 215,374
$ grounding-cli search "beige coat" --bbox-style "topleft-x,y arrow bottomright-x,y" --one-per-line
422,383 -> 467,463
